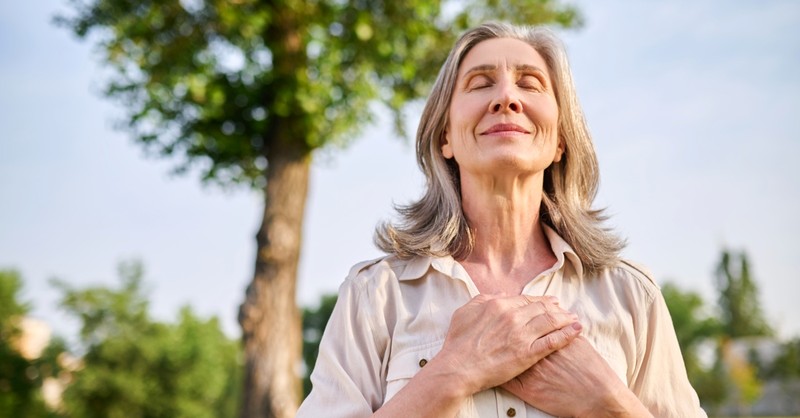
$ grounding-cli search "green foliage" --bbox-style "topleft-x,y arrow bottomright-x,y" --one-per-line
665,249 -> 787,411
727,349 -> 763,406
712,250 -> 772,410
53,261 -> 241,418
662,282 -> 721,375
697,348 -> 732,412
56,4 -> 583,413
766,337 -> 800,380
715,250 -> 772,338
0,269 -> 30,333
0,270 -> 55,418
300,293 -> 337,398
56,0 -> 581,188
661,281 -> 728,407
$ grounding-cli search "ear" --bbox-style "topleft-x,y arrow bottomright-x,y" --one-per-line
553,141 -> 565,163
441,131 -> 454,159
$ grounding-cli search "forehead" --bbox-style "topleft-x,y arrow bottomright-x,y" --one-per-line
458,37 -> 550,78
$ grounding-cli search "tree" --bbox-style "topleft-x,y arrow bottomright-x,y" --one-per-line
714,250 -> 772,413
300,293 -> 337,398
767,338 -> 800,412
53,261 -> 241,418
715,250 -> 772,338
0,269 -> 55,418
56,2 -> 582,416
660,281 -> 726,407
661,282 -> 720,376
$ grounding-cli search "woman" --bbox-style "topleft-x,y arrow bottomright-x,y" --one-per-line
297,22 -> 706,417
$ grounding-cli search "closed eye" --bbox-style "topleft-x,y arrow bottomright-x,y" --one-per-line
467,74 -> 494,90
517,74 -> 545,91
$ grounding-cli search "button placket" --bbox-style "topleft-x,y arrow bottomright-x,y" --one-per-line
496,388 -> 527,418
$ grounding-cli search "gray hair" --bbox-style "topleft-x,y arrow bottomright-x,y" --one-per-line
374,22 -> 625,276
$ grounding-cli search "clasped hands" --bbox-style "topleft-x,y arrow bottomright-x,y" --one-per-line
435,294 -> 643,418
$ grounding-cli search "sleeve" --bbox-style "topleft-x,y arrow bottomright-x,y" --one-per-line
630,289 -> 708,418
296,272 -> 390,417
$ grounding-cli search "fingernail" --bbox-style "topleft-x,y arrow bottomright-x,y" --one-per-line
572,322 -> 583,331
548,296 -> 559,304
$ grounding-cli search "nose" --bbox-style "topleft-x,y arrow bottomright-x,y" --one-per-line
489,81 -> 523,114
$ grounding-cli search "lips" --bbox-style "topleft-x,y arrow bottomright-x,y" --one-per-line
481,123 -> 530,135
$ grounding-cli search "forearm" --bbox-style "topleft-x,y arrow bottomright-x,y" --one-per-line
582,386 -> 654,418
373,356 -> 472,418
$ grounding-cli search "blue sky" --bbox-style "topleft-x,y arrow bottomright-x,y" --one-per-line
1,0 -> 798,340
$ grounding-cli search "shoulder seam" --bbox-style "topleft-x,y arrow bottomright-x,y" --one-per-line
617,259 -> 659,302
346,256 -> 387,279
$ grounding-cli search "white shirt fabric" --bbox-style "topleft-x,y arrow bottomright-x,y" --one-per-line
297,227 -> 707,417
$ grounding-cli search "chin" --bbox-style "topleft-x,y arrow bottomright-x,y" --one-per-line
483,157 -> 543,175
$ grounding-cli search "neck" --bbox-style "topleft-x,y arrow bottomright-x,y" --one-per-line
457,171 -> 556,291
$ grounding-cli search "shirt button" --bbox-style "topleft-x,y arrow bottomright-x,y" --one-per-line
418,358 -> 428,367
506,407 -> 516,417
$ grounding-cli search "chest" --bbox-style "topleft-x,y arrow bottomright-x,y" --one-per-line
380,272 -> 637,415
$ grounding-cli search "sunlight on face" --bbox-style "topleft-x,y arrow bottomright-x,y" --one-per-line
443,38 -> 562,178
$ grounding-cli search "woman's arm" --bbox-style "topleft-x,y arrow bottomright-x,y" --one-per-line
299,279 -> 582,418
500,266 -> 708,418
376,294 -> 582,418
297,276 -> 391,417
628,290 -> 707,417
502,336 -> 653,418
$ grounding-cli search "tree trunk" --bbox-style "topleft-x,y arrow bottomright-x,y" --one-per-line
239,138 -> 310,418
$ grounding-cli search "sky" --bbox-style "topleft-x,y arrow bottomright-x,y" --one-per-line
1,0 -> 798,341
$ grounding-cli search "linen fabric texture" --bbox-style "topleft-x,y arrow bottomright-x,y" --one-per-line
297,226 -> 707,418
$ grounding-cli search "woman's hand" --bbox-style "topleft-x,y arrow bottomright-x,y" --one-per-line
432,294 -> 583,397
501,337 -> 654,418
376,295 -> 581,418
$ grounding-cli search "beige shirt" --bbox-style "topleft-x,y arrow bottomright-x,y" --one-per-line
297,227 -> 707,417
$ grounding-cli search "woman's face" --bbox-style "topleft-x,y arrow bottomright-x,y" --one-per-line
442,37 -> 562,178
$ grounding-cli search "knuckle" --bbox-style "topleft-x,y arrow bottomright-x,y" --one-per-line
543,334 -> 559,351
499,310 -> 518,327
536,300 -> 551,313
544,312 -> 559,328
485,298 -> 505,313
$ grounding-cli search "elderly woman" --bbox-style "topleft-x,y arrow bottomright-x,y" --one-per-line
297,22 -> 706,418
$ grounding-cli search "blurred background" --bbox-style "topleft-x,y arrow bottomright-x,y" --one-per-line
1,0 -> 798,417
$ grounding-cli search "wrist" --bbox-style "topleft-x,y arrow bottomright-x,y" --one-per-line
421,352 -> 479,400
580,386 -> 652,418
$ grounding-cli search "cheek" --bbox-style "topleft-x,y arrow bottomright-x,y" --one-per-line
528,98 -> 559,138
535,98 -> 559,126
444,115 -> 476,154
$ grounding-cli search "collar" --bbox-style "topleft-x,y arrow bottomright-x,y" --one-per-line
395,224 -> 584,282
543,224 -> 584,279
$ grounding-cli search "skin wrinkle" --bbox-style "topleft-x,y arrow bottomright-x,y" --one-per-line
301,23 -> 705,417
442,38 -> 563,295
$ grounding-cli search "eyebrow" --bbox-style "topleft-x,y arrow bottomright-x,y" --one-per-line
463,64 -> 548,76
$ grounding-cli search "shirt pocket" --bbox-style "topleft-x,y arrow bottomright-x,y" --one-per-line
383,340 -> 444,404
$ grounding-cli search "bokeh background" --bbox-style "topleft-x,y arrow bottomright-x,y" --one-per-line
1,0 -> 799,415
3,0 -> 797,338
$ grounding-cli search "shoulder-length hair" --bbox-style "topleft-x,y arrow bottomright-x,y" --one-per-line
375,21 -> 625,276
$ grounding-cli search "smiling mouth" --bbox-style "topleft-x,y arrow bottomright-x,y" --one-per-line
481,123 -> 530,135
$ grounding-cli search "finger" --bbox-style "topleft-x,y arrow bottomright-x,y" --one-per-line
524,311 -> 579,337
514,295 -> 570,320
528,321 -> 582,360
519,294 -> 559,306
